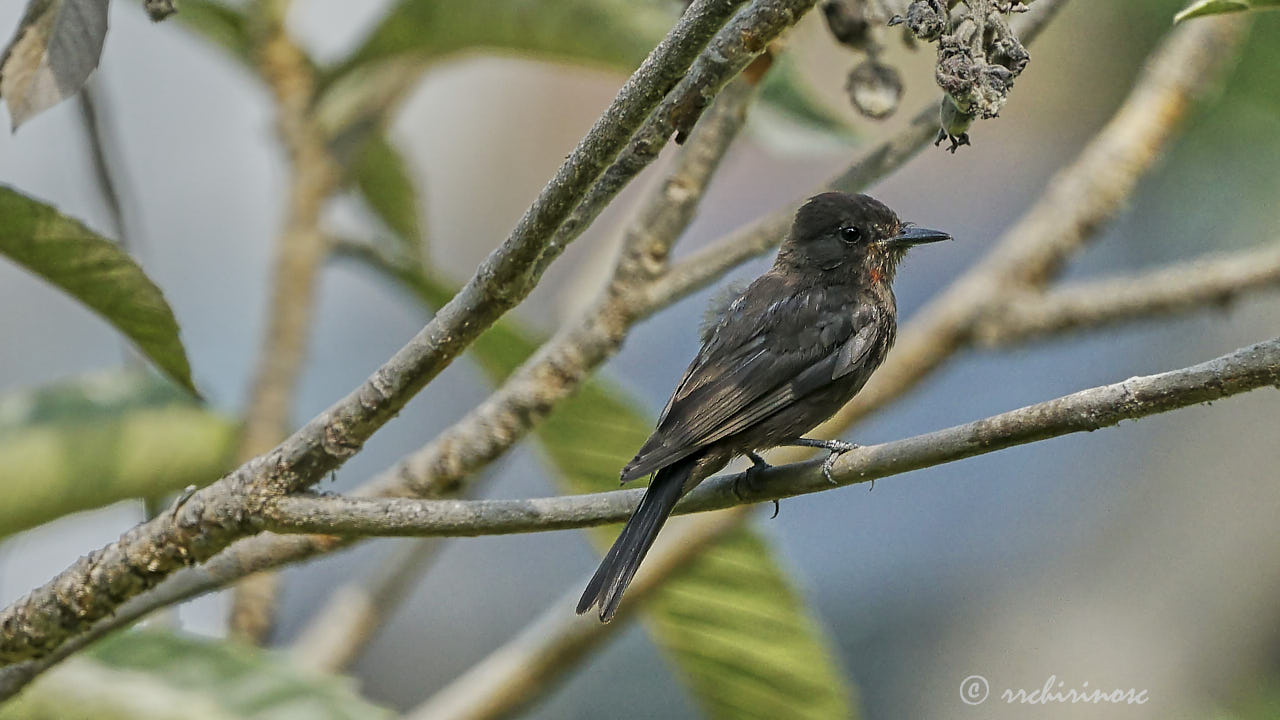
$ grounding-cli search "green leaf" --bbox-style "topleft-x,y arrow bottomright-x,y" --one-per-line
169,0 -> 252,63
358,258 -> 858,720
1175,0 -> 1280,22
334,0 -> 675,82
312,0 -> 674,139
0,628 -> 393,720
757,52 -> 854,142
0,0 -> 110,128
0,371 -> 237,539
0,186 -> 198,394
317,0 -> 851,148
350,133 -> 425,254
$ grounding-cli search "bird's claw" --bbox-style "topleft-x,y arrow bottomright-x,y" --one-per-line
820,440 -> 857,485
737,452 -> 780,518
934,130 -> 970,153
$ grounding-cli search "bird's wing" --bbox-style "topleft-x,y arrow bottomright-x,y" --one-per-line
621,280 -> 883,481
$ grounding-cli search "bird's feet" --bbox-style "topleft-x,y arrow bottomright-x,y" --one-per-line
934,129 -> 970,153
734,451 -> 781,519
787,438 -> 858,485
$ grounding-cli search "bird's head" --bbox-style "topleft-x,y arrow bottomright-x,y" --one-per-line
776,192 -> 950,283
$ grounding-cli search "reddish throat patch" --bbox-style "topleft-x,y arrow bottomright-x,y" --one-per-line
869,268 -> 884,284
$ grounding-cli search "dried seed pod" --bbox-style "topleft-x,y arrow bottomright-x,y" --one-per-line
904,0 -> 946,42
973,63 -> 1014,117
822,0 -> 874,50
846,58 -> 904,119
989,17 -> 1030,75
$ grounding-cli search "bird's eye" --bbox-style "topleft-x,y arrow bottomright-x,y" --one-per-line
839,226 -> 861,244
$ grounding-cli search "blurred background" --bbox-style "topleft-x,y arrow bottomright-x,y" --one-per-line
0,0 -> 1277,718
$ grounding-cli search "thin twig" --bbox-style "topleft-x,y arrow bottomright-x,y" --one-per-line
78,83 -> 148,371
227,0 -> 341,646
972,244 -> 1280,345
0,0 -> 808,673
77,86 -> 134,252
261,336 -> 1280,537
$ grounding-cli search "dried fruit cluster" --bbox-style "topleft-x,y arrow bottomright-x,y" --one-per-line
823,0 -> 1032,152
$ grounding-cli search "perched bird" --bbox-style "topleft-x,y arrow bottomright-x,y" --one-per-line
577,192 -> 950,622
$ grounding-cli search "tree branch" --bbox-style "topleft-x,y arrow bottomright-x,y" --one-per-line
286,77 -> 757,673
227,0 -> 341,647
262,337 -> 1280,537
0,0 -> 796,669
972,244 -> 1280,345
0,0 -> 1084,686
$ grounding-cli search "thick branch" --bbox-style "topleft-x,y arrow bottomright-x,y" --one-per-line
264,337 -> 1280,537
972,244 -> 1280,345
0,0 -> 782,668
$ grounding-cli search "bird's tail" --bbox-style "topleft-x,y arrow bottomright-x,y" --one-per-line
576,456 -> 695,622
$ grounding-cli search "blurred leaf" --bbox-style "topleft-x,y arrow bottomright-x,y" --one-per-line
312,0 -> 674,139
318,0 -> 852,148
0,186 -> 197,394
0,0 -> 111,128
356,257 -> 858,720
1175,0 -> 1280,21
757,52 -> 854,141
1211,675 -> 1280,720
0,370 -> 237,539
169,0 -> 251,63
350,133 -> 424,254
334,0 -> 675,82
0,628 -> 393,720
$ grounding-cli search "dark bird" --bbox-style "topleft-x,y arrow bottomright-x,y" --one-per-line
576,192 -> 950,622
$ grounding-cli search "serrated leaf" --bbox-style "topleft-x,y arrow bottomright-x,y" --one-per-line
1175,0 -> 1280,21
0,0 -> 111,128
0,628 -> 393,720
0,186 -> 197,393
0,370 -> 237,539
169,0 -> 251,63
350,133 -> 424,254
360,259 -> 858,720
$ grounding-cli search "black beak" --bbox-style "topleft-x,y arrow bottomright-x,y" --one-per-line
884,225 -> 951,248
